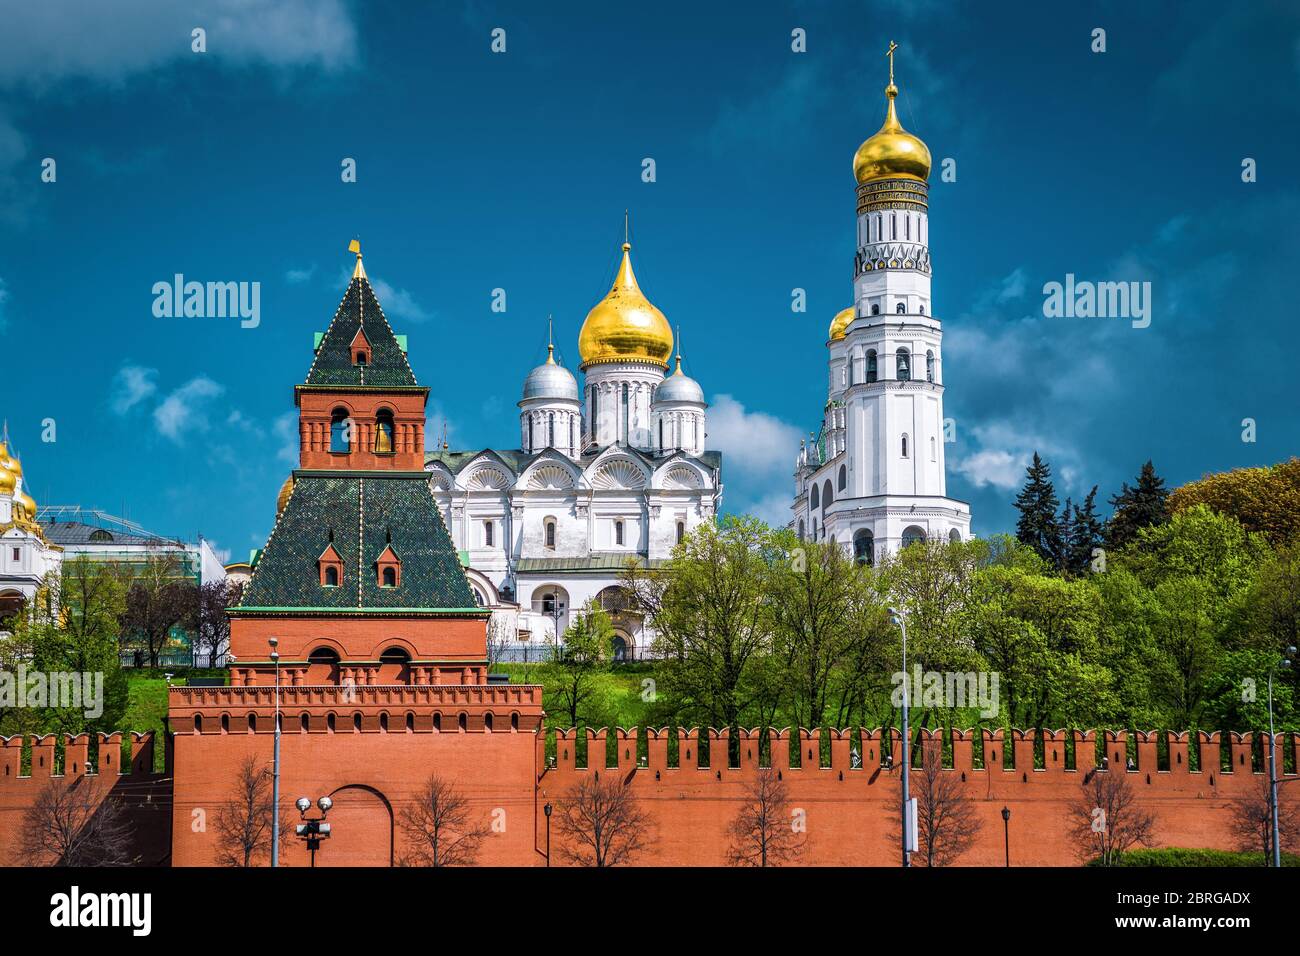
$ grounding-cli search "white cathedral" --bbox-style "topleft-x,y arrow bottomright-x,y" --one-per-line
426,240 -> 721,661
792,52 -> 971,560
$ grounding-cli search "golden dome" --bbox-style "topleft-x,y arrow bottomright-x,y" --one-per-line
0,466 -> 14,495
853,82 -> 931,185
578,242 -> 673,370
16,490 -> 36,519
829,306 -> 854,342
276,475 -> 294,516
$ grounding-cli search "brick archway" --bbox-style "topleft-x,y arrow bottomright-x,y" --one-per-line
316,784 -> 394,867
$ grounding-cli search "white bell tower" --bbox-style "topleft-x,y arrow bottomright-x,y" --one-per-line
793,42 -> 970,562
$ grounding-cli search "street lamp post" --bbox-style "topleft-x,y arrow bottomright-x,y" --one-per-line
1001,806 -> 1011,867
270,637 -> 281,869
294,795 -> 333,867
1268,646 -> 1296,868
889,606 -> 911,868
544,801 -> 552,867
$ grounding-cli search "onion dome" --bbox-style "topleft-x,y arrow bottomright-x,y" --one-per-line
15,490 -> 37,520
0,444 -> 14,496
852,52 -> 930,185
828,306 -> 854,342
655,348 -> 704,405
578,241 -> 673,370
522,343 -> 579,402
276,475 -> 294,516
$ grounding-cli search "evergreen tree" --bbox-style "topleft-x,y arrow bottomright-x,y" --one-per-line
1107,461 -> 1170,550
1066,486 -> 1104,574
1014,452 -> 1061,564
1057,496 -> 1075,572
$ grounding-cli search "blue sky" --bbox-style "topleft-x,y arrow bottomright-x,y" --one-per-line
2,0 -> 1297,560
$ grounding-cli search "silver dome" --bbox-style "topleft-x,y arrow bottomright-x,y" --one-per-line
654,371 -> 705,405
521,360 -> 579,402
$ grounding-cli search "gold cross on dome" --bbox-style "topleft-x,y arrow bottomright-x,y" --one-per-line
886,40 -> 898,84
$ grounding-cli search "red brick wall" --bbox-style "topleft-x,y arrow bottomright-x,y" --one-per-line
0,732 -> 172,866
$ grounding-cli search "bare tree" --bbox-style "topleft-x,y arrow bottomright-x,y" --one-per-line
727,768 -> 804,866
888,740 -> 982,867
485,613 -> 514,669
213,755 -> 288,866
196,579 -> 241,668
119,545 -> 198,668
1070,770 -> 1157,865
1228,776 -> 1299,863
554,773 -> 651,867
15,775 -> 135,866
397,773 -> 490,866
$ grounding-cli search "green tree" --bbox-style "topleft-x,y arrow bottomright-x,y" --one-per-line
766,534 -> 891,728
1106,460 -> 1169,550
1014,452 -> 1062,565
543,598 -> 612,728
623,516 -> 776,733
1064,486 -> 1104,576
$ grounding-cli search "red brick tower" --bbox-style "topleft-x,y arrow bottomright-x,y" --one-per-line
168,245 -> 545,867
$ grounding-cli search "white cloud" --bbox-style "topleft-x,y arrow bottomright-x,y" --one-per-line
0,0 -> 357,90
285,266 -> 316,285
153,376 -> 225,442
370,278 -> 433,324
110,364 -> 159,414
706,394 -> 803,479
272,411 -> 299,464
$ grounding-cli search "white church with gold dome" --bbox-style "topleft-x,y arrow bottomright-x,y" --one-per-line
793,46 -> 971,560
425,236 -> 721,660
0,430 -> 62,627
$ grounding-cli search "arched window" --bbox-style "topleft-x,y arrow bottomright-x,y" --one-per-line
621,384 -> 629,444
918,304 -> 925,315
381,566 -> 396,588
798,519 -> 806,541
330,407 -> 351,453
527,416 -> 534,453
483,521 -> 494,548
838,465 -> 847,491
548,412 -> 555,448
871,303 -> 880,316
891,214 -> 897,239
853,530 -> 874,566
544,518 -> 557,549
822,480 -> 833,513
930,436 -> 937,461
896,348 -> 911,382
375,408 -> 395,454
901,433 -> 909,458
896,302 -> 907,314
926,350 -> 935,383
949,528 -> 962,543
658,418 -> 664,450
866,350 -> 878,383
324,566 -> 339,587
676,520 -> 685,544
590,388 -> 599,439
614,520 -> 624,546
810,484 -> 820,509
902,525 -> 927,548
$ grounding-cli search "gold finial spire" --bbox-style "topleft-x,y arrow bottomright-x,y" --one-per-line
623,209 -> 630,250
886,40 -> 897,87
673,325 -> 683,374
348,238 -> 367,281
546,314 -> 556,364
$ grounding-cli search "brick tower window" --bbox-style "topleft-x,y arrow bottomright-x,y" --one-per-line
350,327 -> 371,366
330,408 -> 352,454
375,408 -> 395,455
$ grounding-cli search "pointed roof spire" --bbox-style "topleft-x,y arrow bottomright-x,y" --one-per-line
546,314 -> 556,365
674,325 -> 683,375
349,238 -> 367,281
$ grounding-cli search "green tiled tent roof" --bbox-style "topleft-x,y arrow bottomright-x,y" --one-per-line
303,275 -> 419,388
239,473 -> 478,611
